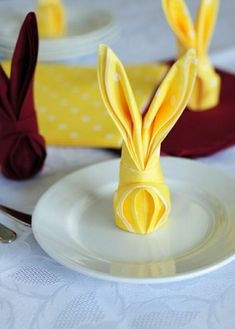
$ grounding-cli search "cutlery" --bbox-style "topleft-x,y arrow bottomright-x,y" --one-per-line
0,205 -> 32,226
0,223 -> 17,243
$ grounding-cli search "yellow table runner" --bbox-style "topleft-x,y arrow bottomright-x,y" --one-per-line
2,62 -> 168,148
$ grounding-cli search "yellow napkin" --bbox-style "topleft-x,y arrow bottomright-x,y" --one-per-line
98,45 -> 197,234
2,61 -> 168,148
163,0 -> 220,111
36,0 -> 66,38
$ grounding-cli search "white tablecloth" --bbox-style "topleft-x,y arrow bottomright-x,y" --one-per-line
0,0 -> 235,328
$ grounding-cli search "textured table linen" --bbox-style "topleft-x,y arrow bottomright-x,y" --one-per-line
0,0 -> 235,328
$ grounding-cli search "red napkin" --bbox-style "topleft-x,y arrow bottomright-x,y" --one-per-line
161,65 -> 235,158
0,12 -> 46,180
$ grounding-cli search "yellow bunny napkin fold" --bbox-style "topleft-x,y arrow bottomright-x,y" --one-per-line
36,0 -> 66,38
98,45 -> 197,234
163,0 -> 220,111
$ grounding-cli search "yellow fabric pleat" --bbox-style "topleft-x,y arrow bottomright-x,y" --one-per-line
162,0 -> 220,111
1,61 -> 168,148
98,45 -> 197,234
36,0 -> 66,38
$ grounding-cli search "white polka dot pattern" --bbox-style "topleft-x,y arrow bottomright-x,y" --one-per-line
2,62 -> 168,147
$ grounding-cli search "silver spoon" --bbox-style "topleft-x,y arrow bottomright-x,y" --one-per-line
0,223 -> 17,243
0,205 -> 32,243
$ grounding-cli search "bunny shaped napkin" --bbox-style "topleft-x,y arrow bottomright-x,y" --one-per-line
163,0 -> 220,111
0,12 -> 46,180
98,45 -> 197,234
161,0 -> 235,157
37,0 -> 66,38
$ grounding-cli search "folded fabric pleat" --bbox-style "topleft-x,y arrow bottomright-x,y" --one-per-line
0,12 -> 46,180
98,45 -> 197,234
36,0 -> 66,38
162,0 -> 220,111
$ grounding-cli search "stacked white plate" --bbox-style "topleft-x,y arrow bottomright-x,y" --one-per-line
0,5 -> 120,62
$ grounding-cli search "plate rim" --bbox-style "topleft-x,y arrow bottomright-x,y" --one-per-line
0,6 -> 117,42
0,6 -> 120,61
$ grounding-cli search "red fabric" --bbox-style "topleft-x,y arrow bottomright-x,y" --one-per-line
0,12 -> 46,179
161,66 -> 235,158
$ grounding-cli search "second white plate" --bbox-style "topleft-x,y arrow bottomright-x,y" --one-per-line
0,5 -> 119,61
32,157 -> 235,283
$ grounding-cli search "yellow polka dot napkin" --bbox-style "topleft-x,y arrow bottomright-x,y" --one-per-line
163,0 -> 220,111
2,61 -> 168,148
98,45 -> 197,234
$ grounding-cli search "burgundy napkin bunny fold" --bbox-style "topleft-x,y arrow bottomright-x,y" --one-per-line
0,12 -> 46,180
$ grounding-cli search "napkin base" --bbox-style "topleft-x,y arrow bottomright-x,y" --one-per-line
161,68 -> 235,157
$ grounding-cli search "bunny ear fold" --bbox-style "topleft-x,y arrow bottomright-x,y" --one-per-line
0,65 -> 8,86
0,65 -> 15,119
98,44 -> 143,169
195,0 -> 219,57
10,12 -> 38,116
162,0 -> 195,50
143,50 -> 197,161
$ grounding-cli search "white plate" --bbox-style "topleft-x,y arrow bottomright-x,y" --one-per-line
0,5 -> 119,61
32,157 -> 235,283
0,27 -> 120,62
